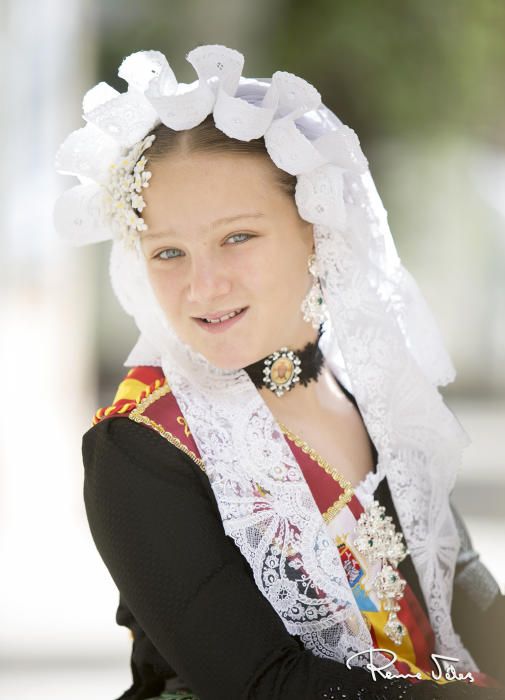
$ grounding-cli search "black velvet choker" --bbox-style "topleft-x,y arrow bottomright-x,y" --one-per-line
242,325 -> 325,397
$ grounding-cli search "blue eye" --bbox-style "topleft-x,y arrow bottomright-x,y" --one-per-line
226,232 -> 253,244
156,248 -> 183,260
154,233 -> 253,261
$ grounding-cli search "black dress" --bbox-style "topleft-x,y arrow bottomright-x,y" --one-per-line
82,403 -> 505,700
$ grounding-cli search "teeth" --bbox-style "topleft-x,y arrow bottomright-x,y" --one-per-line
203,308 -> 243,324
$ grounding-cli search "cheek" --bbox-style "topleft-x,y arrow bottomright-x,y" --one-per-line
247,239 -> 309,301
146,267 -> 178,315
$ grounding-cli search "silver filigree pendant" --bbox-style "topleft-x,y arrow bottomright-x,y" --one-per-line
354,500 -> 408,645
300,254 -> 330,330
262,347 -> 302,397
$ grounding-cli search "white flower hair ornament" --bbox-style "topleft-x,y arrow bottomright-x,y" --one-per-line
54,45 -> 479,675
53,45 -> 366,249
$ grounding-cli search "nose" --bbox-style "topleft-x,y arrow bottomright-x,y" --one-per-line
186,251 -> 232,305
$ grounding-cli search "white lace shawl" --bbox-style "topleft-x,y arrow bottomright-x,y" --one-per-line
114,203 -> 477,673
55,45 -> 478,674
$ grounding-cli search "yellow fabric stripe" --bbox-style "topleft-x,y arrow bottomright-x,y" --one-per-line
112,377 -> 149,405
363,608 -> 417,666
361,609 -> 451,685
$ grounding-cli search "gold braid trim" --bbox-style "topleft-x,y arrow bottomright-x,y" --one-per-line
93,401 -> 138,425
92,376 -> 166,425
277,421 -> 354,522
128,383 -> 206,473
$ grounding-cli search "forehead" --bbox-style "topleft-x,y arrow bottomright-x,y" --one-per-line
146,151 -> 278,195
141,151 -> 288,230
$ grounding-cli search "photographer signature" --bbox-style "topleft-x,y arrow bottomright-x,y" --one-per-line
346,648 -> 475,683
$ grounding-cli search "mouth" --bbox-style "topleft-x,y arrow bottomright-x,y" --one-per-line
192,307 -> 248,333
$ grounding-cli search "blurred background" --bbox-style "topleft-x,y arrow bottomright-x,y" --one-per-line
1,0 -> 504,697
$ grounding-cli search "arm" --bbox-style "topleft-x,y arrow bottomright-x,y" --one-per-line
114,593 -> 178,699
82,416 -> 502,700
450,500 -> 505,685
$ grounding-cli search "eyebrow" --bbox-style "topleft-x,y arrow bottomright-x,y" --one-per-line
141,212 -> 265,241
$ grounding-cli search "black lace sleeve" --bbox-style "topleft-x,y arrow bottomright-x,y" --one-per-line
82,416 -> 504,700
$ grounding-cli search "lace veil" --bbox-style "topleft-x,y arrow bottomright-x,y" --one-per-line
54,45 -> 478,673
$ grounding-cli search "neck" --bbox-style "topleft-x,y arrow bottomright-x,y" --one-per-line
242,324 -> 323,392
258,358 -> 333,407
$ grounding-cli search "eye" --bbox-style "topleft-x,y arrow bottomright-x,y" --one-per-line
154,248 -> 183,260
153,232 -> 254,261
225,232 -> 254,244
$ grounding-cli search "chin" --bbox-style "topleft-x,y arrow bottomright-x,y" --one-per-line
194,345 -> 260,372
183,326 -> 266,371
205,354 -> 253,372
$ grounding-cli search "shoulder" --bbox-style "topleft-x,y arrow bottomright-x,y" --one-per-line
87,364 -> 206,474
82,418 -> 209,509
83,365 -> 208,493
91,365 -> 167,424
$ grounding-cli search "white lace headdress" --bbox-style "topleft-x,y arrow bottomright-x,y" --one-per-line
54,44 -> 478,673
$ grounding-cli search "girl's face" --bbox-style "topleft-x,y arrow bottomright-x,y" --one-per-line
140,150 -> 316,370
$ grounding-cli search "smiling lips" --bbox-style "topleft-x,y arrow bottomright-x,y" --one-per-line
199,307 -> 245,323
193,307 -> 248,332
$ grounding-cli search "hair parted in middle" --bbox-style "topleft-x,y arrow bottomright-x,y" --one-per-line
139,114 -> 298,211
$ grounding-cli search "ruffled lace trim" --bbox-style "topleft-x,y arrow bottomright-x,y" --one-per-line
54,44 -> 478,674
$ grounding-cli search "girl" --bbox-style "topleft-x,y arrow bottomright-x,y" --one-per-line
55,45 -> 504,700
